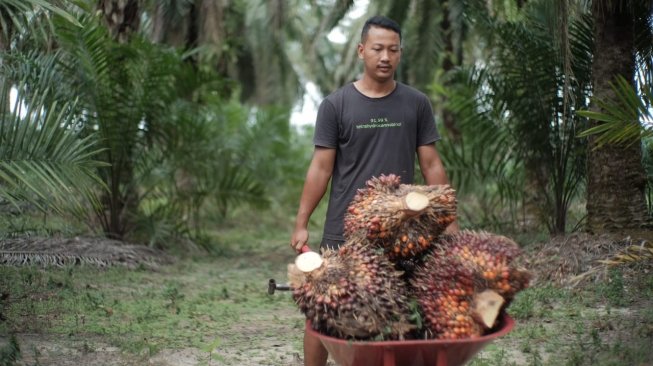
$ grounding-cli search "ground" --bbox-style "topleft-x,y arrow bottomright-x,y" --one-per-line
1,232 -> 652,366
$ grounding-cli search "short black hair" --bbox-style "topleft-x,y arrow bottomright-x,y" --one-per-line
361,15 -> 402,43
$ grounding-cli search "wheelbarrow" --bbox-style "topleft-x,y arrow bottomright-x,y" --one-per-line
305,314 -> 515,366
269,245 -> 515,365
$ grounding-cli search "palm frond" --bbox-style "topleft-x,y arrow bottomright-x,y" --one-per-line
569,238 -> 652,286
171,106 -> 270,214
211,161 -> 268,215
0,81 -> 105,218
598,241 -> 653,266
435,64 -> 524,230
0,236 -> 173,268
577,75 -> 653,147
0,0 -> 80,44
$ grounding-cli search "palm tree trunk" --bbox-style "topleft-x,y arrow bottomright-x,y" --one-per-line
151,2 -> 192,48
96,0 -> 140,43
439,0 -> 462,140
0,7 -> 14,112
197,0 -> 228,67
586,1 -> 651,233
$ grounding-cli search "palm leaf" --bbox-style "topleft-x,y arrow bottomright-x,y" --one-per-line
0,81 -> 105,217
0,0 -> 80,39
577,75 -> 653,147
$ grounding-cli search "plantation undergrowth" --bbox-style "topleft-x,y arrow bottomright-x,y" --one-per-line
1,226 -> 652,366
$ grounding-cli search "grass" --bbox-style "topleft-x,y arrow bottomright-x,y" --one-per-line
469,271 -> 653,366
0,213 -> 313,365
0,254 -> 300,357
1,216 -> 652,365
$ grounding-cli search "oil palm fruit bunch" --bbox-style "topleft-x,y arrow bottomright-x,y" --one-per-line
343,174 -> 457,260
411,230 -> 530,339
288,235 -> 413,340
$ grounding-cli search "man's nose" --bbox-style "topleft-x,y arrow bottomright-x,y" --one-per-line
380,50 -> 390,61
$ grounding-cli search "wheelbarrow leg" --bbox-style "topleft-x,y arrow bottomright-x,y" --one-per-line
383,348 -> 395,366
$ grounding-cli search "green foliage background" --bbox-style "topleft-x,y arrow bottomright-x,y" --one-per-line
0,0 -> 651,248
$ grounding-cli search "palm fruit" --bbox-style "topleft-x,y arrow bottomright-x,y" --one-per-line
289,235 -> 413,340
411,230 -> 530,339
343,174 -> 457,260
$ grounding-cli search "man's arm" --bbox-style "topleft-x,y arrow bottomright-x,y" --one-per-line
417,143 -> 460,233
290,146 -> 336,252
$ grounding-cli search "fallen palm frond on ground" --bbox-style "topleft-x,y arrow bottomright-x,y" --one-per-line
521,233 -> 652,288
0,236 -> 174,269
522,233 -> 618,286
569,239 -> 653,287
597,240 -> 653,266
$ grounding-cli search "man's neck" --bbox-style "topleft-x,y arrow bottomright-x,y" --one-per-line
353,77 -> 396,98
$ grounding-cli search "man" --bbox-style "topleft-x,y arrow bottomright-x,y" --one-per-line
289,15 -> 459,366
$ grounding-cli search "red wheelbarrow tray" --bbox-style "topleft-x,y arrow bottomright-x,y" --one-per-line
305,314 -> 515,366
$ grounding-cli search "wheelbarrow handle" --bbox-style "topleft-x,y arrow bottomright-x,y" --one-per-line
268,278 -> 292,295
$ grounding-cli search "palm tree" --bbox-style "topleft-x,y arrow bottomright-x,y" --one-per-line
48,14 -> 252,239
0,10 -> 266,242
585,0 -> 652,233
0,0 -> 341,245
141,0 -> 303,107
436,0 -> 593,234
0,1 -> 102,223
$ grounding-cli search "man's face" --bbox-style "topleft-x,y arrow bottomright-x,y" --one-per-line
358,26 -> 402,83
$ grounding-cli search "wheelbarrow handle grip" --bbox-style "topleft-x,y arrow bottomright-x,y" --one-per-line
268,278 -> 292,294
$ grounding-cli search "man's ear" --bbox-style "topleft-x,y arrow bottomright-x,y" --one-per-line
357,43 -> 364,59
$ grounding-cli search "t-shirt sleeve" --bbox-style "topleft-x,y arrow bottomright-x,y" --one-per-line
416,94 -> 441,146
313,99 -> 338,148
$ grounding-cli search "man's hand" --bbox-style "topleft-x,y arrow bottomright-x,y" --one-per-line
290,228 -> 309,253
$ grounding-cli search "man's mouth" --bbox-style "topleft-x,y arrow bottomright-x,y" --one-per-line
378,65 -> 392,71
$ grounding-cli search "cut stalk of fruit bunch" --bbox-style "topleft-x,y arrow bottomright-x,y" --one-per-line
295,251 -> 324,272
402,191 -> 430,215
472,289 -> 505,329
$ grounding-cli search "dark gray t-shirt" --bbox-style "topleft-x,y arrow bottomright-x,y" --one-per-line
314,82 -> 440,243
